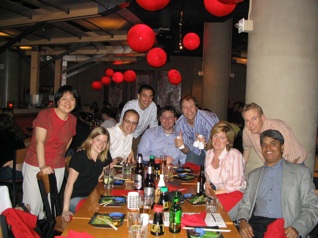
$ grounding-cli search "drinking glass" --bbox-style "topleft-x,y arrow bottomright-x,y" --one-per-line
129,224 -> 148,238
103,168 -> 114,189
122,163 -> 132,180
205,196 -> 218,213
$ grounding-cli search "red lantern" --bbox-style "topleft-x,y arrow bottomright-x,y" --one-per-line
124,70 -> 137,82
136,0 -> 170,11
112,72 -> 124,84
204,0 -> 236,17
218,0 -> 243,4
127,24 -> 155,53
101,76 -> 111,85
92,81 -> 102,90
105,68 -> 114,77
183,33 -> 200,50
147,48 -> 167,68
168,69 -> 182,85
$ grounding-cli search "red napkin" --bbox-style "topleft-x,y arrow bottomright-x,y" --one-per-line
2,208 -> 40,238
55,230 -> 94,238
264,218 -> 286,238
216,191 -> 243,212
165,183 -> 188,192
181,211 -> 207,228
111,189 -> 143,197
183,162 -> 200,173
75,198 -> 86,213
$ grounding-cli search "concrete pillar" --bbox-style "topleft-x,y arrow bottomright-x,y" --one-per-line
202,19 -> 232,120
245,0 -> 318,172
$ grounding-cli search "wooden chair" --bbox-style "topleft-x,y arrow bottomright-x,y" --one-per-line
0,148 -> 28,206
36,171 -> 69,238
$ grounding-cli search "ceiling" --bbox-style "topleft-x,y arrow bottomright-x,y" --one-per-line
0,0 -> 249,65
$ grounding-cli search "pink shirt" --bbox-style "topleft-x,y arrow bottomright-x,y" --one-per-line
205,148 -> 246,193
243,118 -> 307,163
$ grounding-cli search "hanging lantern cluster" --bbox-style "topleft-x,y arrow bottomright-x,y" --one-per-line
127,24 -> 155,53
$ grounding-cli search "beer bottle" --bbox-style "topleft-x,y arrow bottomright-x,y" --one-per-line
169,191 -> 182,233
197,165 -> 206,195
134,153 -> 144,190
144,166 -> 155,204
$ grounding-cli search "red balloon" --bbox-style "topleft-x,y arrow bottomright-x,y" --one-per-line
204,0 -> 236,17
218,0 -> 243,4
136,0 -> 170,11
124,70 -> 137,82
147,48 -> 167,68
101,76 -> 111,85
91,81 -> 102,90
127,24 -> 155,53
112,72 -> 124,84
183,33 -> 200,50
105,68 -> 114,77
168,69 -> 182,85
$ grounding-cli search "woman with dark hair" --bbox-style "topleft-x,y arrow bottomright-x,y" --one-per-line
62,127 -> 112,221
23,85 -> 79,218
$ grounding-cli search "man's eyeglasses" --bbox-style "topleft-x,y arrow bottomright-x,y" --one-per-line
123,118 -> 138,126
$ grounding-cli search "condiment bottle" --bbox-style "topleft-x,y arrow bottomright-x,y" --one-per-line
151,205 -> 164,236
169,191 -> 182,233
155,174 -> 165,204
134,153 -> 144,190
158,186 -> 169,211
197,165 -> 206,195
154,159 -> 161,179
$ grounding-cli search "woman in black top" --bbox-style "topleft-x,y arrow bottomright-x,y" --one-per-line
62,126 -> 112,221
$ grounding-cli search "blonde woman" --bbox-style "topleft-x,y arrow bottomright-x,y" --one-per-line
62,127 -> 112,221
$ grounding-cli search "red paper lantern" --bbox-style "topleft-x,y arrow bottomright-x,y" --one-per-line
218,0 -> 243,4
183,33 -> 200,50
136,0 -> 170,11
127,24 -> 155,53
112,72 -> 124,84
91,81 -> 102,90
105,68 -> 114,77
147,48 -> 167,68
168,69 -> 182,85
124,70 -> 137,82
204,0 -> 236,17
101,76 -> 111,85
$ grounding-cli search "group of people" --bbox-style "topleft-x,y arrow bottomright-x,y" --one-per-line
14,83 -> 317,238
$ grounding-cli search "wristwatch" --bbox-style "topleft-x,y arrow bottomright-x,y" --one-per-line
237,218 -> 247,225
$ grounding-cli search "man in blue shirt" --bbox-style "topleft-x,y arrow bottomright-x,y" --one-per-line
138,106 -> 186,165
237,130 -> 318,238
174,95 -> 219,165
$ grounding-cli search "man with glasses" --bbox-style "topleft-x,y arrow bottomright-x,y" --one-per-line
120,84 -> 158,157
242,103 -> 306,164
138,106 -> 186,165
108,109 -> 139,165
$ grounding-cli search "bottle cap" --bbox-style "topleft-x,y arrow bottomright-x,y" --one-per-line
160,186 -> 168,192
153,205 -> 163,213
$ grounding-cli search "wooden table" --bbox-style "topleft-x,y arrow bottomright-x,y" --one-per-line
62,177 -> 241,237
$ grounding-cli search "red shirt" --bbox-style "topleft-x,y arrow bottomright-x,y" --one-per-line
25,108 -> 77,168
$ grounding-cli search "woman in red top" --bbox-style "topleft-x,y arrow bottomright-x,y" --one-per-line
23,85 -> 79,218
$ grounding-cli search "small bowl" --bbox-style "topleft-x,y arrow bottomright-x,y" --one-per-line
175,167 -> 185,173
183,193 -> 194,199
188,228 -> 206,238
178,173 -> 187,178
109,212 -> 124,220
112,197 -> 125,205
113,179 -> 125,185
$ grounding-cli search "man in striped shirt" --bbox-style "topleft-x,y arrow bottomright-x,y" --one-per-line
174,95 -> 219,165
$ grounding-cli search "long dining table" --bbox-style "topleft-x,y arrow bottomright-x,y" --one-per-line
61,170 -> 241,238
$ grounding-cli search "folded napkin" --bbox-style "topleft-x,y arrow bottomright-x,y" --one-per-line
216,191 -> 243,212
165,183 -> 188,192
181,211 -> 207,228
2,208 -> 40,238
264,218 -> 286,238
183,162 -> 200,173
55,230 -> 94,238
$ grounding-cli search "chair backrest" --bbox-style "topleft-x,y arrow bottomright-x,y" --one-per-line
36,172 -> 62,238
0,215 -> 10,238
0,186 -> 12,214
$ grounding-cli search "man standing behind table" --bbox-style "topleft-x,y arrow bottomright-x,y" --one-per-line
138,106 -> 186,165
107,109 -> 139,166
237,130 -> 318,238
174,95 -> 219,166
242,103 -> 306,164
100,108 -> 117,128
120,84 -> 158,157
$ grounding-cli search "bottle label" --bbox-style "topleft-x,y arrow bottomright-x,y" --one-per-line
197,181 -> 200,194
150,223 -> 164,235
134,174 -> 143,189
163,201 -> 169,210
144,187 -> 154,197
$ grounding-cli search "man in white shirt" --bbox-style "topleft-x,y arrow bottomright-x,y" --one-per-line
100,108 -> 117,128
120,84 -> 158,156
107,109 -> 139,165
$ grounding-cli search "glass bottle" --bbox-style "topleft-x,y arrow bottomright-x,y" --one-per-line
149,155 -> 155,169
169,191 -> 182,233
158,186 -> 169,211
154,159 -> 161,179
197,165 -> 206,195
134,153 -> 144,190
150,205 -> 164,236
144,166 -> 155,207
155,174 -> 165,204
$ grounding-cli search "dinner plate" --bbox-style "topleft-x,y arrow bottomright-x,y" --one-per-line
98,196 -> 126,206
173,174 -> 196,181
175,167 -> 193,173
88,212 -> 125,228
187,228 -> 223,238
183,194 -> 206,205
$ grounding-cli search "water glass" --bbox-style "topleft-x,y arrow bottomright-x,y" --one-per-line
205,196 -> 218,213
122,163 -> 132,180
129,224 -> 148,238
104,168 -> 114,189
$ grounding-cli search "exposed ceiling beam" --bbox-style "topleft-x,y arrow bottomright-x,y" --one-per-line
65,61 -> 104,79
37,0 -> 70,14
62,54 -> 106,73
1,0 -> 33,19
